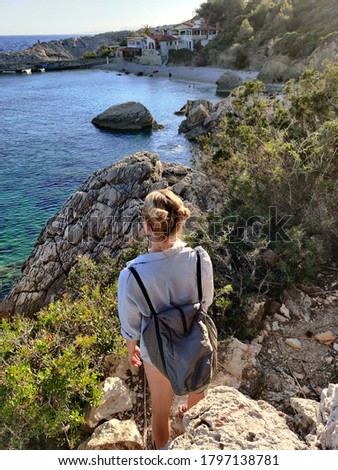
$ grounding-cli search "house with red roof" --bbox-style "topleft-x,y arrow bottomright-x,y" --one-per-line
120,17 -> 220,64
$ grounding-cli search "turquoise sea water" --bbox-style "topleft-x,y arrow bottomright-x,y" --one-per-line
0,67 -> 218,299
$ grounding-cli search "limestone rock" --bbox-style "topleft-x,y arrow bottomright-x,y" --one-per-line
246,301 -> 266,328
290,397 -> 319,435
257,56 -> 304,83
168,386 -> 306,450
0,152 -> 224,317
216,70 -> 243,95
92,101 -> 154,131
282,287 -> 312,322
178,99 -> 216,140
285,338 -> 302,350
280,303 -> 290,318
216,338 -> 263,396
315,331 -> 337,345
85,377 -> 134,429
81,418 -> 143,450
318,383 -> 338,450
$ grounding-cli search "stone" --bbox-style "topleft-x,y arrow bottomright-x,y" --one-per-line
315,331 -> 337,345
283,287 -> 312,322
91,101 -> 154,131
168,386 -> 306,450
285,338 -> 302,350
318,383 -> 338,450
216,338 -> 263,396
280,303 -> 290,318
81,418 -> 143,450
178,99 -> 216,140
246,301 -> 266,328
272,321 -> 280,331
273,313 -> 288,323
257,56 -> 304,83
290,397 -> 319,434
85,377 -> 134,429
216,70 -> 243,95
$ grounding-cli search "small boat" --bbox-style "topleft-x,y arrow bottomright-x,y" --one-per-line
38,68 -> 45,73
21,68 -> 32,74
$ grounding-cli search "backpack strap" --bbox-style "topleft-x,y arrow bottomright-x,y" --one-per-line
128,266 -> 157,317
196,249 -> 203,305
128,265 -> 168,376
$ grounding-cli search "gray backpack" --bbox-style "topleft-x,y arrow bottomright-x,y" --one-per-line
129,249 -> 217,396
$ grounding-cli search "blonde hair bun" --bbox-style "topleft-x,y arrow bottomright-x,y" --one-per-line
143,188 -> 190,240
177,206 -> 191,220
148,207 -> 168,221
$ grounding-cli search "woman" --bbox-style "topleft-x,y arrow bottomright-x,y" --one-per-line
118,188 -> 214,449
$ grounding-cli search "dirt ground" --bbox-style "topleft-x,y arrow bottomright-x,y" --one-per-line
258,269 -> 338,407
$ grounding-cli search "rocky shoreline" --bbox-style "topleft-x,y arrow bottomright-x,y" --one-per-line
97,61 -> 258,85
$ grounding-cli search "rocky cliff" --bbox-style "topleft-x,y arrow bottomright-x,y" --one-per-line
0,31 -> 128,65
0,152 -> 222,317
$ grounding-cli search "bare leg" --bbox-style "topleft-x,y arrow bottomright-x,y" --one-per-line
177,391 -> 205,417
187,391 -> 205,410
143,361 -> 173,449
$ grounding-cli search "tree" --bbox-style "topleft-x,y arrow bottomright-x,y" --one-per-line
141,24 -> 153,36
197,0 -> 245,26
237,18 -> 254,40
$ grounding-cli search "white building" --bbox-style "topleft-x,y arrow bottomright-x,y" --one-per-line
173,18 -> 220,51
120,18 -> 220,62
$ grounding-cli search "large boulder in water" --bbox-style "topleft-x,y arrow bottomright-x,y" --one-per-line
216,70 -> 243,95
92,101 -> 154,131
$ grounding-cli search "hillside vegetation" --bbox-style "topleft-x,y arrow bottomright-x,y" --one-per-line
194,0 -> 338,70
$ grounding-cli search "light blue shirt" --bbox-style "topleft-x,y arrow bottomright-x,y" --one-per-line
118,240 -> 214,364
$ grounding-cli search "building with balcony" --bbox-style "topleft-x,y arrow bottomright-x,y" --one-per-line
173,18 -> 220,51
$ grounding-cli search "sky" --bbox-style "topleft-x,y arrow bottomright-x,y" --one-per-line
0,0 -> 205,35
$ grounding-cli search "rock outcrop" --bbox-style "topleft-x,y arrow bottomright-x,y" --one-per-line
257,56 -> 304,83
214,338 -> 263,397
0,152 -> 222,317
168,386 -> 306,450
216,70 -> 243,95
85,377 -> 135,429
92,102 -> 154,131
318,383 -> 338,450
0,32 -> 127,66
178,98 -> 237,140
80,418 -> 143,450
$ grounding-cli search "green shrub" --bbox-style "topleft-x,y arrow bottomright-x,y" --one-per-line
191,61 -> 338,338
0,244 -> 143,449
198,61 -> 338,240
81,52 -> 97,60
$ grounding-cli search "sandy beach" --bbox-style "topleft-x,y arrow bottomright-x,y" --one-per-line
97,60 -> 258,85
